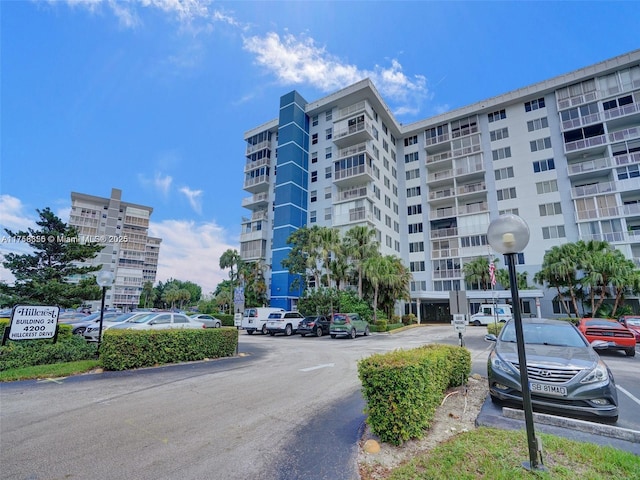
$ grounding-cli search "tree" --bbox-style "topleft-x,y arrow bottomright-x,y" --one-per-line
533,243 -> 582,316
362,255 -> 397,322
463,256 -> 497,291
220,249 -> 242,298
1,207 -> 104,307
140,281 -> 157,308
240,260 -> 268,307
310,226 -> 341,288
343,226 -> 379,299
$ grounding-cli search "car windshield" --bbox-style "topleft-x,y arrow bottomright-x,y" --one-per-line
110,313 -> 137,323
585,318 -> 618,326
267,313 -> 282,319
623,317 -> 640,326
500,322 -> 587,348
332,314 -> 347,324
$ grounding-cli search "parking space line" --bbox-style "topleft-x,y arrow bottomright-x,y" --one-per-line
617,385 -> 640,407
299,363 -> 335,372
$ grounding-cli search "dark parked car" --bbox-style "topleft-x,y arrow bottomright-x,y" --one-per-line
487,317 -> 619,423
577,317 -> 636,357
298,315 -> 331,337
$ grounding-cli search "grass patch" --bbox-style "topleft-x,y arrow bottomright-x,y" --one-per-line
0,359 -> 101,382
379,427 -> 640,480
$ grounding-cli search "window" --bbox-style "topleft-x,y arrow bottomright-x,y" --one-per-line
527,117 -> 549,132
324,208 -> 332,221
325,147 -> 332,159
383,139 -> 389,153
325,166 -> 332,179
384,176 -> 390,189
407,204 -> 422,215
373,185 -> 380,199
497,187 -> 517,201
392,166 -> 397,179
386,235 -> 392,248
310,190 -> 317,202
536,179 -> 558,194
495,166 -> 514,180
533,158 -> 555,172
411,281 -> 427,292
489,127 -> 509,141
499,208 -> 519,215
406,186 -> 421,197
374,206 -> 381,220
311,152 -> 318,163
404,152 -> 419,163
408,223 -> 423,234
324,187 -> 331,199
325,128 -> 332,140
310,210 -> 317,223
382,122 -> 388,135
530,137 -> 552,152
312,115 -> 318,127
404,135 -> 418,146
395,240 -> 400,252
542,225 -> 566,239
393,203 -> 399,214
617,164 -> 639,180
311,171 -> 318,182
539,202 -> 562,216
488,109 -> 506,122
385,215 -> 392,227
394,222 -> 400,233
409,241 -> 424,252
410,261 -> 425,272
525,97 -> 545,112
312,133 -> 318,145
325,110 -> 332,121
385,195 -> 391,208
492,147 -> 512,160
383,157 -> 389,169
406,168 -> 420,180
603,95 -> 634,111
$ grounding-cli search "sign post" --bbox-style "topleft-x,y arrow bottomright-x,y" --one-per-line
451,313 -> 468,347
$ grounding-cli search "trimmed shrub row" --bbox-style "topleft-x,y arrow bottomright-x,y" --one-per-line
358,344 -> 471,446
99,327 -> 238,371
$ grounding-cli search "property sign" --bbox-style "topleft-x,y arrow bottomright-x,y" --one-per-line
452,314 -> 467,333
8,306 -> 60,340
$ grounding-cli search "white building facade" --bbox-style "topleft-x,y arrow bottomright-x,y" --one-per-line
69,188 -> 162,311
240,50 -> 640,321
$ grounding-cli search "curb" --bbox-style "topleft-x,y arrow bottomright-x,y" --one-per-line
502,407 -> 640,444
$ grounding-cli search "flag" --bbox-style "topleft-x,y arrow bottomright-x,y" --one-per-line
489,262 -> 496,287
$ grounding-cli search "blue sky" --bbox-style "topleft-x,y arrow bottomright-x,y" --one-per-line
1,1 -> 639,295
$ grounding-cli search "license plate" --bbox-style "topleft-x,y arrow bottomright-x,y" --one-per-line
530,382 -> 567,396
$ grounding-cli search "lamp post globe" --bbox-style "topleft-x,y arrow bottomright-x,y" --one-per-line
96,270 -> 115,354
487,214 -> 544,472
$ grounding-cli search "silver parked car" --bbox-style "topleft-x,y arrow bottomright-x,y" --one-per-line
83,312 -> 150,342
487,317 -> 618,423
108,312 -> 206,332
189,314 -> 222,328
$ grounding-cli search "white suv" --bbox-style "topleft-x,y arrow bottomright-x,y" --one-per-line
265,311 -> 304,336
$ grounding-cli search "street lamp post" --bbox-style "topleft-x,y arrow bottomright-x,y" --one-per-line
487,214 -> 545,472
96,269 -> 115,355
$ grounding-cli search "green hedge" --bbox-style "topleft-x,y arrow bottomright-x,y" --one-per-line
0,321 -> 96,371
358,344 -> 471,446
99,327 -> 238,371
486,322 -> 504,336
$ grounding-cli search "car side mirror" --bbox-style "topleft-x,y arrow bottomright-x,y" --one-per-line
484,334 -> 497,342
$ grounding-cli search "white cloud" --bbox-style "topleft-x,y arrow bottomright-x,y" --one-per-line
149,218 -> 236,295
242,32 -> 430,116
179,186 -> 203,214
0,195 -> 35,233
138,172 -> 173,196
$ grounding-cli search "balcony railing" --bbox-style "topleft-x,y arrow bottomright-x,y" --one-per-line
338,142 -> 369,158
245,156 -> 270,172
427,169 -> 453,183
609,126 -> 640,143
451,124 -> 479,139
557,90 -> 598,110
429,188 -> 455,200
567,157 -> 612,176
244,175 -> 269,188
333,121 -> 373,141
433,269 -> 461,279
579,232 -> 625,243
615,152 -> 640,167
564,134 -> 607,153
452,143 -> 481,158
456,160 -> 484,176
430,227 -> 458,239
623,203 -> 640,216
458,182 -> 486,195
426,150 -> 453,164
575,207 -> 622,221
561,112 -> 602,131
425,132 -> 450,146
246,140 -> 270,156
241,192 -> 269,208
458,202 -> 488,215
334,163 -> 373,182
430,207 -> 456,219
431,248 -> 459,259
604,101 -> 640,121
336,101 -> 367,121
572,181 -> 616,198
338,186 -> 369,201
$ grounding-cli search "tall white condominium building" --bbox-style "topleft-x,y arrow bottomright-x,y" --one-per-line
240,50 -> 640,321
69,188 -> 162,311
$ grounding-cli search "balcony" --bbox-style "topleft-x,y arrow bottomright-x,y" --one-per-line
429,187 -> 455,201
427,168 -> 453,183
242,192 -> 270,209
567,157 -> 612,177
333,120 -> 374,147
458,202 -> 489,215
333,163 -> 374,187
338,185 -> 370,202
333,209 -> 375,227
431,248 -> 459,259
243,174 -> 270,193
244,156 -> 270,173
564,134 -> 607,154
452,143 -> 481,159
240,248 -> 266,261
561,112 -> 602,131
430,227 -> 458,239
335,101 -> 369,121
575,206 -> 623,221
571,181 -> 616,198
609,126 -> 640,143
622,203 -> 640,217
240,226 -> 268,243
451,124 -> 479,139
426,150 -> 453,165
455,157 -> 485,178
430,206 -> 456,219
615,152 -> 640,167
557,90 -> 598,110
603,101 -> 640,121
338,141 -> 371,159
246,139 -> 271,156
579,231 -> 625,243
433,269 -> 461,279
457,182 -> 486,196
425,131 -> 450,147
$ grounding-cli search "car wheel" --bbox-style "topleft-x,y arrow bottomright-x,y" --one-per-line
300,333 -> 306,337
73,326 -> 86,335
316,327 -> 323,338
473,320 -> 481,327
625,347 -> 636,357
262,324 -> 269,335
331,334 -> 336,339
285,324 -> 292,336
364,326 -> 370,336
269,332 -> 275,336
215,322 -> 221,328
247,330 -> 254,335
350,328 -> 356,339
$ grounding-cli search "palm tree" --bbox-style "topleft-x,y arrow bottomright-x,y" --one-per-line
534,243 -> 581,316
343,226 -> 379,299
329,256 -> 350,290
362,254 -> 397,322
309,226 -> 341,288
463,257 -> 497,290
141,281 -> 156,308
219,249 -> 242,285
